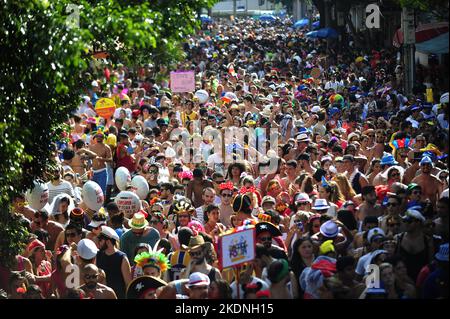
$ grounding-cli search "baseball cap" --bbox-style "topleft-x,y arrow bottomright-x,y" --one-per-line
262,196 -> 276,205
367,227 -> 385,243
311,105 -> 321,113
100,225 -> 120,241
77,239 -> 99,260
188,272 -> 210,288
402,209 -> 425,223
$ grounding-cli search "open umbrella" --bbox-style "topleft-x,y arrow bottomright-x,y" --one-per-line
294,18 -> 309,28
200,14 -> 213,24
306,27 -> 339,39
259,14 -> 276,22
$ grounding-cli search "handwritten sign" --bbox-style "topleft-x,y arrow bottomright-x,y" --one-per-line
170,71 -> 195,93
217,228 -> 255,269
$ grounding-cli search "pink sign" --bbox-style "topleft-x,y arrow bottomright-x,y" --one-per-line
170,71 -> 195,93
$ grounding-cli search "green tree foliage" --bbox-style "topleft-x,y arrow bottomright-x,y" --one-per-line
0,0 -> 216,267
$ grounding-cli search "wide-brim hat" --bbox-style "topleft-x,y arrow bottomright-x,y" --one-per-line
320,220 -> 340,238
255,221 -> 282,237
126,276 -> 167,299
181,234 -> 206,251
128,212 -> 149,229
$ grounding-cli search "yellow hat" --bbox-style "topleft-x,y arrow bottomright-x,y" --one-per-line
106,134 -> 117,147
319,240 -> 335,255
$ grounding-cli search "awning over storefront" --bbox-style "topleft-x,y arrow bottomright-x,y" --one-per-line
416,32 -> 449,54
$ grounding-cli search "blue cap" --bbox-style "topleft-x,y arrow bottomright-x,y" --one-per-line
329,107 -> 340,116
406,200 -> 423,211
435,243 -> 449,262
420,155 -> 433,166
380,154 -> 398,166
423,102 -> 432,108
411,104 -> 421,111
349,86 -> 358,92
298,84 -> 308,91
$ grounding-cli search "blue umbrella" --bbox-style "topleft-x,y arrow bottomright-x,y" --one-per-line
312,21 -> 320,29
259,14 -> 276,22
199,15 -> 213,24
306,27 -> 339,39
294,18 -> 309,28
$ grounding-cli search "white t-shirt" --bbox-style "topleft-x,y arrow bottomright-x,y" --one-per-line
195,206 -> 205,225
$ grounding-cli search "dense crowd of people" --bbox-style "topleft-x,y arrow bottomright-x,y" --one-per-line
1,17 -> 448,300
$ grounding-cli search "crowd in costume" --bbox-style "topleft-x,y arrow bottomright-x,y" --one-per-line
1,17 -> 448,299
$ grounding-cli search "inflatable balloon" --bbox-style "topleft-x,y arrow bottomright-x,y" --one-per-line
114,191 -> 142,218
131,175 -> 150,200
194,90 -> 209,104
115,166 -> 131,191
82,181 -> 104,211
25,181 -> 49,210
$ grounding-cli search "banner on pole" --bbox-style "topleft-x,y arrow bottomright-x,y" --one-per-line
170,71 -> 195,93
217,228 -> 255,270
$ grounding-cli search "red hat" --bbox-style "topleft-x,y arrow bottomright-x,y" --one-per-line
137,209 -> 148,219
27,239 -> 45,254
132,109 -> 141,118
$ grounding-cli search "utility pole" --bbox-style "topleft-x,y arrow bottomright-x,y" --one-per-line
402,7 -> 415,95
233,0 -> 237,17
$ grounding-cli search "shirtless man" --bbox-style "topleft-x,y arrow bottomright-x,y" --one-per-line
89,132 -> 112,195
280,160 -> 298,190
356,186 -> 384,221
186,168 -> 214,208
72,140 -> 97,176
412,156 -> 444,207
79,264 -> 117,299
372,129 -> 386,160
403,152 -> 420,185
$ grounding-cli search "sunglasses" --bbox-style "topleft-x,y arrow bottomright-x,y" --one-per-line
368,134 -> 375,137
259,236 -> 272,242
178,215 -> 190,219
390,173 -> 400,178
150,220 -> 159,225
65,232 -> 78,238
221,193 -> 233,197
215,180 -> 225,184
84,274 -> 98,280
149,170 -> 158,174
412,190 -> 422,195
189,250 -> 203,257
386,203 -> 398,207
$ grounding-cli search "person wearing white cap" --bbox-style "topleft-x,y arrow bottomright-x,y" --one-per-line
293,192 -> 312,212
96,226 -> 132,299
311,220 -> 353,257
76,238 -> 106,286
393,210 -> 434,282
186,272 -> 210,299
311,198 -> 331,214
412,155 -> 444,207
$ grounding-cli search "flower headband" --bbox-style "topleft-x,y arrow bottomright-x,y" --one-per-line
178,171 -> 193,180
240,185 -> 256,195
219,181 -> 234,191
